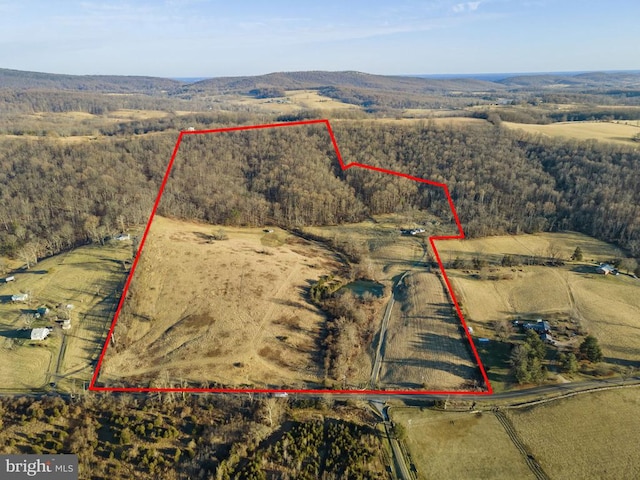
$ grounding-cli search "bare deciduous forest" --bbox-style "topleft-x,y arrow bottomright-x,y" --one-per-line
2,119 -> 639,272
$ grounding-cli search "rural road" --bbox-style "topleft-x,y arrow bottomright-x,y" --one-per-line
369,271 -> 409,388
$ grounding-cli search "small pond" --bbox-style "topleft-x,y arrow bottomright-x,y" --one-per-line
340,280 -> 385,298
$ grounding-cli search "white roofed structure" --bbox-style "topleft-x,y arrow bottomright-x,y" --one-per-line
30,328 -> 51,341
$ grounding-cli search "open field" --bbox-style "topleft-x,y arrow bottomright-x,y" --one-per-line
214,89 -> 363,115
0,241 -> 131,391
308,210 -> 479,391
393,387 -> 640,480
100,215 -> 343,389
380,270 -> 478,390
503,120 -> 640,146
437,232 -> 640,389
506,388 -> 640,479
392,408 -> 534,480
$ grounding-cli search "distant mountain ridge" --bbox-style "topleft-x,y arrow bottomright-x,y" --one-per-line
1,67 -> 639,97
0,68 -> 183,93
181,70 -> 504,95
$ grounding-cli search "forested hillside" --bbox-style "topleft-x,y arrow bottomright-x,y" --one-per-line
1,120 -> 639,271
0,68 -> 182,92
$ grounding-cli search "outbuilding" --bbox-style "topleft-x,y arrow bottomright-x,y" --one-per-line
30,328 -> 51,341
11,293 -> 28,302
596,263 -> 616,275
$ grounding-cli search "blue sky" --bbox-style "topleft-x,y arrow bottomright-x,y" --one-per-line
0,0 -> 638,77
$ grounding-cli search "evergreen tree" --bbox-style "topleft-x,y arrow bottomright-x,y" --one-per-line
580,335 -> 603,363
571,246 -> 583,261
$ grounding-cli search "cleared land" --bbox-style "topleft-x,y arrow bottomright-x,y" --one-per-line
308,210 -> 480,391
506,388 -> 640,479
392,408 -> 534,480
437,232 -> 640,389
100,215 -> 342,389
214,89 -> 362,115
0,242 -> 131,391
503,120 -> 640,146
393,387 -> 640,480
380,270 -> 478,390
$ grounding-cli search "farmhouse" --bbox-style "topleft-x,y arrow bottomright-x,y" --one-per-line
522,320 -> 550,334
596,263 -> 618,275
30,327 -> 51,341
11,293 -> 28,302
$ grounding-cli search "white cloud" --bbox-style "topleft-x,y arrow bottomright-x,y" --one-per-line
453,1 -> 482,13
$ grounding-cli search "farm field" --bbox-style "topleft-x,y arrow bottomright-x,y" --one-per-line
393,387 -> 640,480
380,270 -> 478,391
506,388 -> 640,479
392,408 -> 534,480
0,241 -> 131,391
308,209 -> 478,391
437,232 -> 640,389
502,120 -> 640,146
216,89 -> 362,115
99,215 -> 343,389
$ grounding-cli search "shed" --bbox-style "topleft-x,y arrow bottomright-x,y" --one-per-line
11,293 -> 28,302
30,328 -> 51,341
37,306 -> 50,316
4,276 -> 15,282
115,233 -> 131,241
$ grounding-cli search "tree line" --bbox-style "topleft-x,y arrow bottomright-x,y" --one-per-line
2,118 -> 639,271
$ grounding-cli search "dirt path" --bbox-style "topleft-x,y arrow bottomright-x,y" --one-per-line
494,410 -> 550,480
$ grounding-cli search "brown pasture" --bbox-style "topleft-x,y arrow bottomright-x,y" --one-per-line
380,271 -> 478,391
100,215 -> 342,389
437,232 -> 640,368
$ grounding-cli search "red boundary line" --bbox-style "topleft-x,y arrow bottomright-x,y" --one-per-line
90,119 -> 493,396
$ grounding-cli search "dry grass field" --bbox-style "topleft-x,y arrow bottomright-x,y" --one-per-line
215,89 -> 362,115
392,408 -> 534,480
506,388 -> 640,479
380,271 -> 478,391
437,232 -> 640,389
100,215 -> 343,389
0,241 -> 131,391
309,211 -> 479,391
393,387 -> 640,480
503,120 -> 640,146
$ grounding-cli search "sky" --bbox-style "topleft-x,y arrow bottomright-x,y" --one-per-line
0,0 -> 638,78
